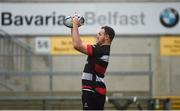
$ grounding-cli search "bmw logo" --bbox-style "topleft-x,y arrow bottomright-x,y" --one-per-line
160,8 -> 179,28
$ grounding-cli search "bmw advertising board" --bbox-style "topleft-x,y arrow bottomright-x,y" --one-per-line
0,2 -> 179,35
160,8 -> 179,28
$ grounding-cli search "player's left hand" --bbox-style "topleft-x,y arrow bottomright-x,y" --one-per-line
72,13 -> 80,27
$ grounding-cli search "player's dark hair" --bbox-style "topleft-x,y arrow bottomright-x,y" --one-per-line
101,26 -> 115,41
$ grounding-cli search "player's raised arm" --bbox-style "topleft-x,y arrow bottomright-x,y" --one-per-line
71,16 -> 88,55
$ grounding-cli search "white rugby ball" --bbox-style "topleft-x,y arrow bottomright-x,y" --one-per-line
63,16 -> 73,28
63,16 -> 85,28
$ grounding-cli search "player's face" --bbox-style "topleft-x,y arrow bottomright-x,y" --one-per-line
96,29 -> 106,45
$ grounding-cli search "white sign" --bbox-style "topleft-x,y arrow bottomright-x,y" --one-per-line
35,37 -> 51,54
0,3 -> 180,35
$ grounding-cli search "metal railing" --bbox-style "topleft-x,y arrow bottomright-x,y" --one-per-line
0,30 -> 153,110
0,53 -> 152,95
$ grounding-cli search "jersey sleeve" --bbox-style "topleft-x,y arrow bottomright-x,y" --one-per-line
87,44 -> 93,56
87,44 -> 102,57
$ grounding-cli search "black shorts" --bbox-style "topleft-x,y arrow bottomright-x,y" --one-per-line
82,90 -> 106,110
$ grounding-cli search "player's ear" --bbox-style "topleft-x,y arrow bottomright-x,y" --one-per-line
105,34 -> 109,40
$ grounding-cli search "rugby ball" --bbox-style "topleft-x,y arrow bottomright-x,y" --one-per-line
63,16 -> 73,28
63,16 -> 85,28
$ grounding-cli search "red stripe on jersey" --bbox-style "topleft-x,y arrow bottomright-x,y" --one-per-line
82,85 -> 92,89
95,87 -> 106,95
87,45 -> 93,56
95,64 -> 106,74
82,86 -> 107,95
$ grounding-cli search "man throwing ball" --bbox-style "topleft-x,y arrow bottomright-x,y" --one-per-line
71,14 -> 115,110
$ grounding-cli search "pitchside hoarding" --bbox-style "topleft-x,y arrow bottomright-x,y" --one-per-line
160,36 -> 180,56
35,37 -> 96,55
0,3 -> 179,35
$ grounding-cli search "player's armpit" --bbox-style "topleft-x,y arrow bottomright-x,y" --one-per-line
73,42 -> 89,55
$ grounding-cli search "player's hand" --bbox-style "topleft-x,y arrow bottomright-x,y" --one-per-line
72,13 -> 80,27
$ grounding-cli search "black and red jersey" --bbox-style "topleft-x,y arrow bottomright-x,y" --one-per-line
82,43 -> 110,95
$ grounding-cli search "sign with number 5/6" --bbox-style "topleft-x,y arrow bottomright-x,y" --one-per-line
35,37 -> 51,54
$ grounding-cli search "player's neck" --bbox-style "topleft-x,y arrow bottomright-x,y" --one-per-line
99,42 -> 111,46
